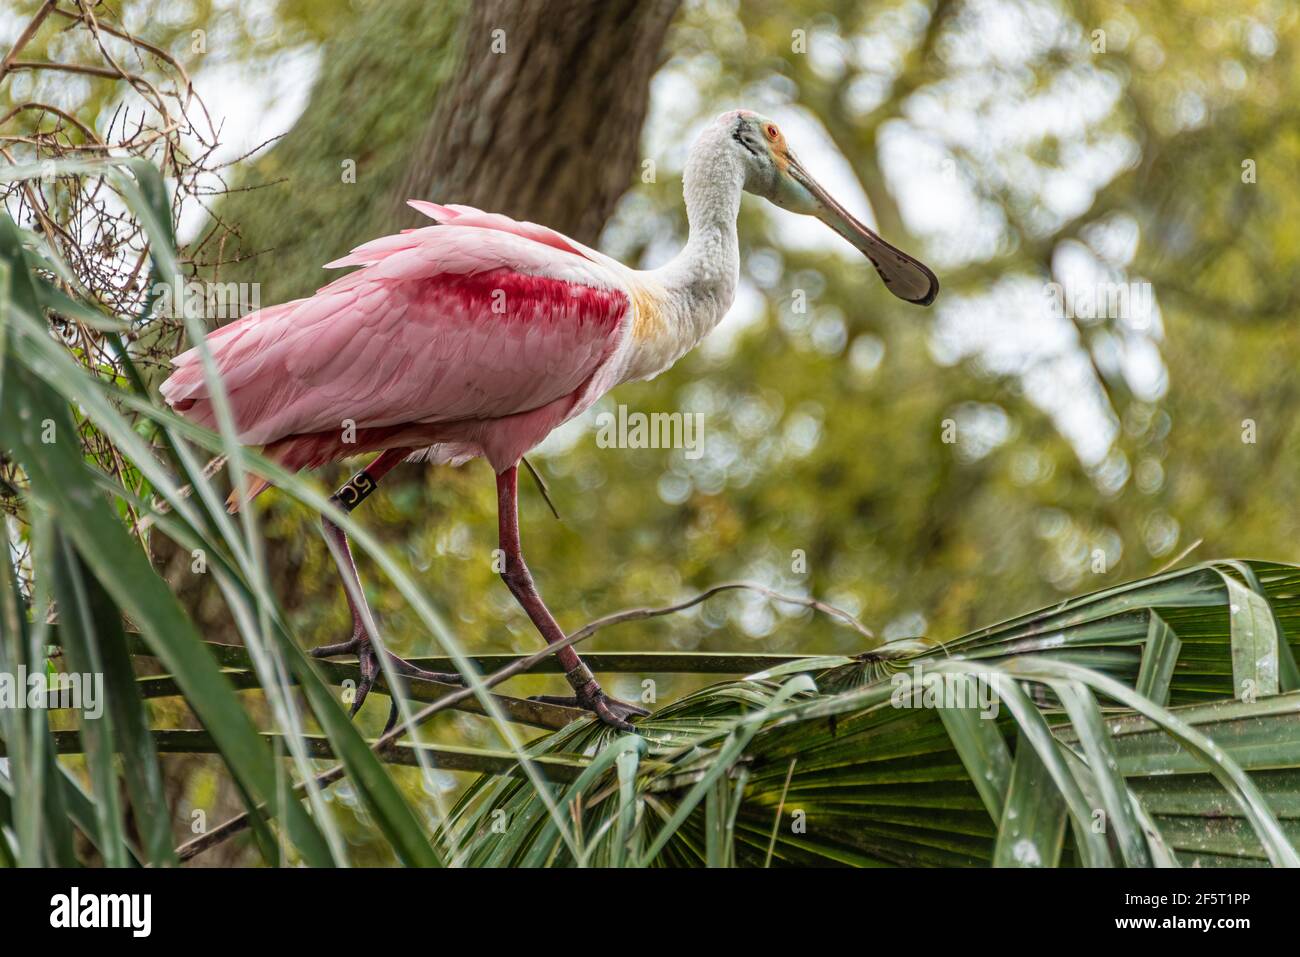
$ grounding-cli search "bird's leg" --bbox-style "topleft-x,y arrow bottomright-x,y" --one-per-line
495,465 -> 648,731
312,449 -> 463,731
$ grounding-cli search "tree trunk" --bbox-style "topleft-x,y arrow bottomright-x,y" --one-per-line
213,0 -> 678,304
391,0 -> 679,244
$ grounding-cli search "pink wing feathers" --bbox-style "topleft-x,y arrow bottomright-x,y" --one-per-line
161,202 -> 632,481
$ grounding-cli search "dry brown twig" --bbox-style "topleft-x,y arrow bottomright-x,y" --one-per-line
0,0 -> 250,555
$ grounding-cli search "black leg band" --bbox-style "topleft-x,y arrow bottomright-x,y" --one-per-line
332,468 -> 379,513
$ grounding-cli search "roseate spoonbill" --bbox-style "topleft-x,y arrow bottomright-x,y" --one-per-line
161,110 -> 938,731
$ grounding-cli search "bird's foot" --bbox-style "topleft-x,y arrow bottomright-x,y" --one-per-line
530,686 -> 649,732
310,633 -> 464,726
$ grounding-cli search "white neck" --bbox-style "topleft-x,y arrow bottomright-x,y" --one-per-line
645,123 -> 744,345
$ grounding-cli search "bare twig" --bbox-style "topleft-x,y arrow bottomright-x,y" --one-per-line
0,1 -> 56,84
0,102 -> 105,146
522,455 -> 560,521
51,3 -> 195,105
174,581 -> 872,861
7,59 -> 153,83
763,757 -> 797,867
0,4 -> 243,543
1156,538 -> 1204,575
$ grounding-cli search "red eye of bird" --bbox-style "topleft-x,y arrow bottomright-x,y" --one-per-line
765,124 -> 779,140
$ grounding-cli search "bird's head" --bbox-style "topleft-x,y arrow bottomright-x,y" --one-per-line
725,110 -> 938,306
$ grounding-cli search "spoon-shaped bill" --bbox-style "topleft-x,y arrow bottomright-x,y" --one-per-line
787,156 -> 939,306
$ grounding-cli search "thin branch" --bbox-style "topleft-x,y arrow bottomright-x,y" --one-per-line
7,59 -> 147,82
132,668 -> 584,731
0,101 -> 105,146
72,0 -> 173,128
0,1 -> 56,84
763,757 -> 797,868
50,3 -> 195,105
21,729 -> 595,781
1155,538 -> 1203,575
521,456 -> 560,521
174,581 -> 873,862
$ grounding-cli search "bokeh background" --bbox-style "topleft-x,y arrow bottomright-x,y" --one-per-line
4,0 -> 1297,861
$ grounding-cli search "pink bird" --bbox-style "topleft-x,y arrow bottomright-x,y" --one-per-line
161,110 -> 937,730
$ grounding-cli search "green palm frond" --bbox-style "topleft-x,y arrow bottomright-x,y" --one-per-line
440,560 -> 1300,867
